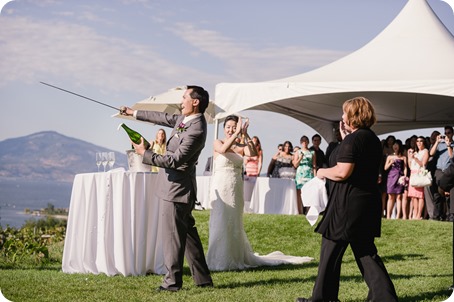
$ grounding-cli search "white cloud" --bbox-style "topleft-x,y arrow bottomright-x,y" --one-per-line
0,16 -> 206,95
168,22 -> 347,81
0,13 -> 348,97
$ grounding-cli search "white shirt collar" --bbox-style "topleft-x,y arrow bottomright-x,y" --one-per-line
182,113 -> 202,124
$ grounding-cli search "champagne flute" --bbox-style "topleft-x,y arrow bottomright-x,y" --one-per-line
108,152 -> 115,170
101,152 -> 108,172
96,152 -> 102,172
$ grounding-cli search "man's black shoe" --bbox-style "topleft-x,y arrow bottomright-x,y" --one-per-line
197,282 -> 214,288
156,286 -> 179,292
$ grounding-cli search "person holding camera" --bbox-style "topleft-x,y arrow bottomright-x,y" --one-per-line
429,125 -> 454,221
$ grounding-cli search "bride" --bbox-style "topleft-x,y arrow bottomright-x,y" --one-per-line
206,115 -> 313,271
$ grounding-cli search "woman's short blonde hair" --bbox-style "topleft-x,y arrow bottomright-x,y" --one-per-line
342,96 -> 377,129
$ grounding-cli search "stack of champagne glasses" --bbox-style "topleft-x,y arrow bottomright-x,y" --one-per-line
96,152 -> 115,172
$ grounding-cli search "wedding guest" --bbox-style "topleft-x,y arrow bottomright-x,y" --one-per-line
429,126 -> 454,221
325,128 -> 342,163
267,144 -> 282,177
382,135 -> 396,157
296,96 -> 398,302
384,140 -> 407,219
244,136 -> 263,177
405,135 -> 418,159
150,128 -> 167,173
293,135 -> 316,215
438,157 -> 454,221
121,85 -> 213,291
401,137 -> 415,219
380,135 -> 396,217
309,134 -> 326,170
425,136 -> 431,148
207,115 -> 312,271
410,135 -> 418,151
204,156 -> 213,176
271,141 -> 295,179
424,130 -> 440,219
325,128 -> 343,194
408,136 -> 429,220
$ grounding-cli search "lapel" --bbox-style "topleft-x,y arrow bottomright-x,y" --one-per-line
170,115 -> 203,139
168,116 -> 185,142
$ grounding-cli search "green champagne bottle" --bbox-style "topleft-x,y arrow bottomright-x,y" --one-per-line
119,123 -> 151,150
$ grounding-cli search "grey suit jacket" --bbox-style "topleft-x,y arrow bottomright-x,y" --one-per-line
136,110 -> 207,204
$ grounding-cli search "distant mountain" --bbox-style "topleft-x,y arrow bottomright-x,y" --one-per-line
0,131 -> 128,182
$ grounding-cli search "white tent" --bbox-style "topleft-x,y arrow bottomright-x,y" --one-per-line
214,0 -> 454,141
114,86 -> 217,123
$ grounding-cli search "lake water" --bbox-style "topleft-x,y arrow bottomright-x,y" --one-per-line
0,178 -> 72,228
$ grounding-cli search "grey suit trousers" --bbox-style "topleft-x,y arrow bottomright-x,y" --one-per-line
160,199 -> 212,289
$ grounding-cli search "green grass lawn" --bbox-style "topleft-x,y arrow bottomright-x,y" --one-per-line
0,211 -> 453,302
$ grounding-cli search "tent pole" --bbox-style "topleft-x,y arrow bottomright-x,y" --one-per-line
211,118 -> 219,174
451,221 -> 453,290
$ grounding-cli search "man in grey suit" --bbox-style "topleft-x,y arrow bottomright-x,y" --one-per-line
121,85 -> 213,291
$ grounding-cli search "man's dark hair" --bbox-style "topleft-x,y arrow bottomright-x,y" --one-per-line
312,134 -> 321,141
187,85 -> 209,114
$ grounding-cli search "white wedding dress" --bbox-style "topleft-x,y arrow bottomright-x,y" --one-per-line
206,152 -> 313,271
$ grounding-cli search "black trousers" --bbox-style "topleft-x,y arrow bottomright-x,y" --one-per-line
311,236 -> 398,302
432,169 -> 454,218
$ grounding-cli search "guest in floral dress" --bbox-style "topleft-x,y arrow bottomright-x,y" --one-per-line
293,136 -> 316,214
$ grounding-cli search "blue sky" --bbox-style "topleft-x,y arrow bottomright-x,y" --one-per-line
1,0 -> 453,174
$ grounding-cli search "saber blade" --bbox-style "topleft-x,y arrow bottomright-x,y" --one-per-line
40,81 -> 120,111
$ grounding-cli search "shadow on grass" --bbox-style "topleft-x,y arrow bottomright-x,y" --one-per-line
209,271 -> 452,302
381,253 -> 429,262
190,261 -> 320,276
398,288 -> 453,302
202,253 -> 452,302
211,276 -> 315,289
0,262 -> 62,271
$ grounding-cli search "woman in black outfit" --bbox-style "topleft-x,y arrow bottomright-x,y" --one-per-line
296,97 -> 398,302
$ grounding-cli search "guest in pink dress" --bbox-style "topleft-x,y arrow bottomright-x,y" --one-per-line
244,136 -> 263,177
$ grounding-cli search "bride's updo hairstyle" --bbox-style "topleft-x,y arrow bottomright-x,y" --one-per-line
223,115 -> 239,128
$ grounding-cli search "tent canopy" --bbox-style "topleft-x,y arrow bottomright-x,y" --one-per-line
114,86 -> 218,124
214,0 -> 454,141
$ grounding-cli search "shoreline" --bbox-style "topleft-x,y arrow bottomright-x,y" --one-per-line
15,211 -> 68,221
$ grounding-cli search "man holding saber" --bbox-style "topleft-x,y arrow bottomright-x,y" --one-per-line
40,81 -> 213,290
121,85 -> 213,292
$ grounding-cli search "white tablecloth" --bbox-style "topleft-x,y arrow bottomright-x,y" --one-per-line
196,176 -> 212,210
249,177 -> 299,215
196,176 -> 255,212
196,176 -> 298,215
62,171 -> 165,276
62,172 -> 299,276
